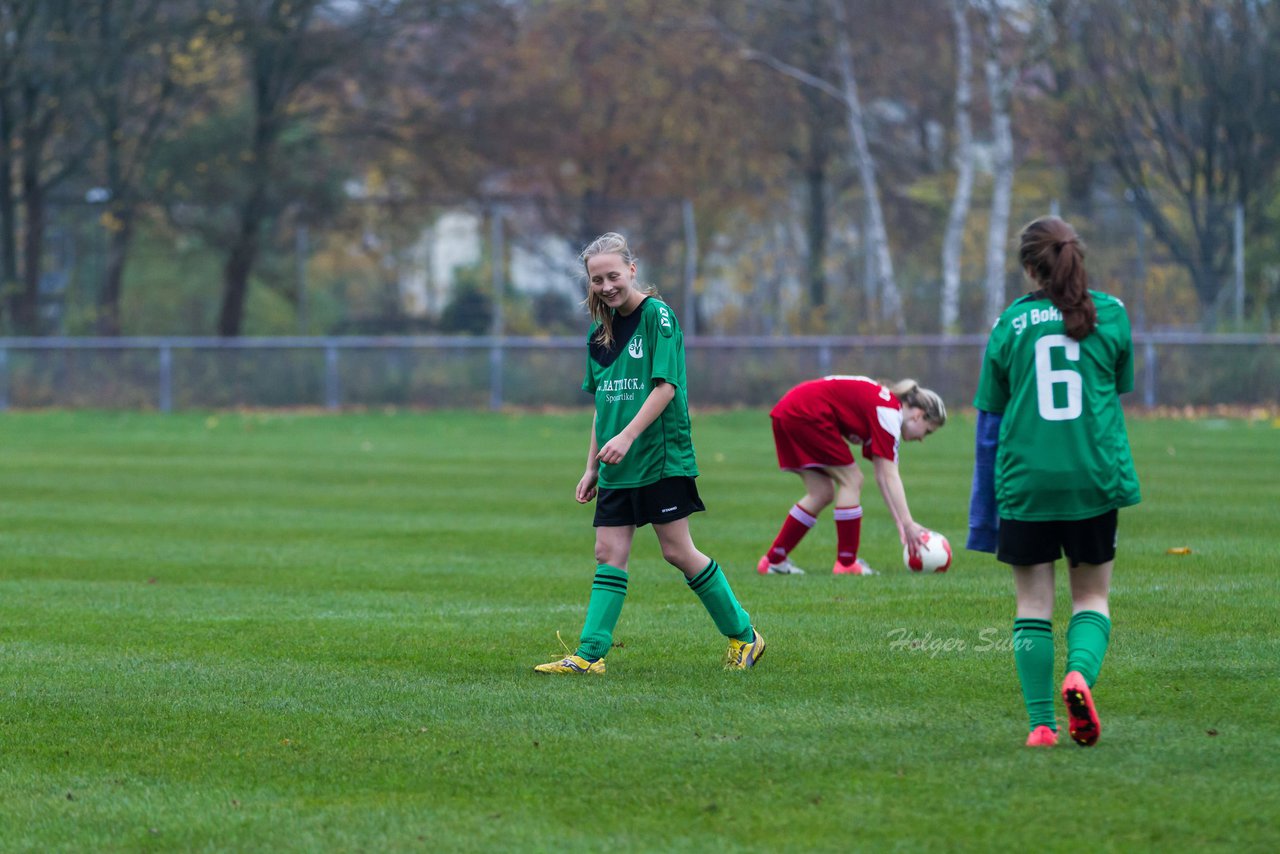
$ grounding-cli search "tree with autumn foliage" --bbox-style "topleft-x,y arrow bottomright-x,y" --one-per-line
467,0 -> 797,331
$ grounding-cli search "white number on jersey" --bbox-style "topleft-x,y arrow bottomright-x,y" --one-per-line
1034,335 -> 1082,421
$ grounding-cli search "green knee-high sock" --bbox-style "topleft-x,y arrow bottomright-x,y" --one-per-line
1066,610 -> 1112,687
1013,618 -> 1056,731
687,559 -> 753,642
576,564 -> 628,661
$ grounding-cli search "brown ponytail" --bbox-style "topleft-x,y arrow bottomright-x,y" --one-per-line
1017,216 -> 1097,340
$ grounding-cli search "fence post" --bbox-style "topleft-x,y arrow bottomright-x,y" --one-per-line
489,208 -> 505,411
1234,202 -> 1245,329
1143,339 -> 1156,408
158,345 -> 173,412
325,344 -> 340,410
1134,202 -> 1147,332
682,198 -> 698,336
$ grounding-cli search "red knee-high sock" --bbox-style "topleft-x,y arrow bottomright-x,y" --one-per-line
834,505 -> 863,567
767,503 -> 818,564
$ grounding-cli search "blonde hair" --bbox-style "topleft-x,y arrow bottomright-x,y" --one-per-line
579,232 -> 655,348
890,379 -> 947,427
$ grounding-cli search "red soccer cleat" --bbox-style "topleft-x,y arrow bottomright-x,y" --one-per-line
1025,725 -> 1059,747
832,557 -> 877,576
757,555 -> 806,575
1062,671 -> 1101,747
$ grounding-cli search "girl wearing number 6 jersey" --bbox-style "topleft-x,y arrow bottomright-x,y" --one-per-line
969,215 -> 1141,748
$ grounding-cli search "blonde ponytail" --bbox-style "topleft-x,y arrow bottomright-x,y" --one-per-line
890,379 -> 947,426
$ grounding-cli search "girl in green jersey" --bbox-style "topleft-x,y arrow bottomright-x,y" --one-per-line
535,233 -> 765,675
969,216 -> 1141,748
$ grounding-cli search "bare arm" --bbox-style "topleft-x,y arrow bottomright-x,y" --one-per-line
576,413 -> 601,504
873,455 -> 926,555
596,380 -> 676,465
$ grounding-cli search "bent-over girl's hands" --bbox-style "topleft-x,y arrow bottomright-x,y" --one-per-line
576,469 -> 599,504
901,521 -> 928,561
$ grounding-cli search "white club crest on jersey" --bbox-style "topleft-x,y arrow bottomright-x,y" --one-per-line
628,337 -> 643,359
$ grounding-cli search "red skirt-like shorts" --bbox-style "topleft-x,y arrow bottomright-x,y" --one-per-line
771,413 -> 853,470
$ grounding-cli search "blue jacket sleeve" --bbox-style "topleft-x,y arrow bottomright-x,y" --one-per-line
966,409 -> 1001,553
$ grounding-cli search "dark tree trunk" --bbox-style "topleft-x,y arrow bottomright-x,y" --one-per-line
17,147 -> 44,335
96,206 -> 135,336
0,94 -> 18,332
218,184 -> 266,337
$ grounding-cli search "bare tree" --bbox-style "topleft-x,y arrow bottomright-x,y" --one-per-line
941,0 -> 976,334
1074,0 -> 1280,327
76,0 -> 210,335
0,0 -> 91,335
213,0 -> 398,336
0,1 -> 31,317
795,0 -> 837,312
729,0 -> 905,332
979,0 -> 1016,325
216,0 -> 318,336
827,0 -> 903,331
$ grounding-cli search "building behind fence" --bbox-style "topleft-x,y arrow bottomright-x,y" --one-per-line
1,335 -> 1277,412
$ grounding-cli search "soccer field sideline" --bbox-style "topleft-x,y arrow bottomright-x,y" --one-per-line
0,410 -> 1277,851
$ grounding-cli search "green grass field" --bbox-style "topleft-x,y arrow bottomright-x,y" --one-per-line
1,409 -> 1277,852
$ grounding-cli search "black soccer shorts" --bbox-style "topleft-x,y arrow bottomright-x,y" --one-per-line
997,509 -> 1119,567
593,476 -> 705,528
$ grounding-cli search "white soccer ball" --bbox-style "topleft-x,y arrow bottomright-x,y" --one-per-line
904,529 -> 952,573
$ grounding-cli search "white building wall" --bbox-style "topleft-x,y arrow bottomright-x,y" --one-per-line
400,211 -> 582,318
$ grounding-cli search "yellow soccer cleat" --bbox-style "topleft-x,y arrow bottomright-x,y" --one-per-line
724,627 -> 766,670
534,654 -> 606,675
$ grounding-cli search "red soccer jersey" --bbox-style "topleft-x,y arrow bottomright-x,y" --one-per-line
770,375 -> 904,463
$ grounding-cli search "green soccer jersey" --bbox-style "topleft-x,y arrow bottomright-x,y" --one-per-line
974,290 -> 1141,521
583,297 -> 699,489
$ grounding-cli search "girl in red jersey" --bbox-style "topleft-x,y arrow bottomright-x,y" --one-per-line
757,376 -> 947,576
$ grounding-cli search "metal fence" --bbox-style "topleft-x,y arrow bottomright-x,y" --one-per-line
0,334 -> 1277,412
